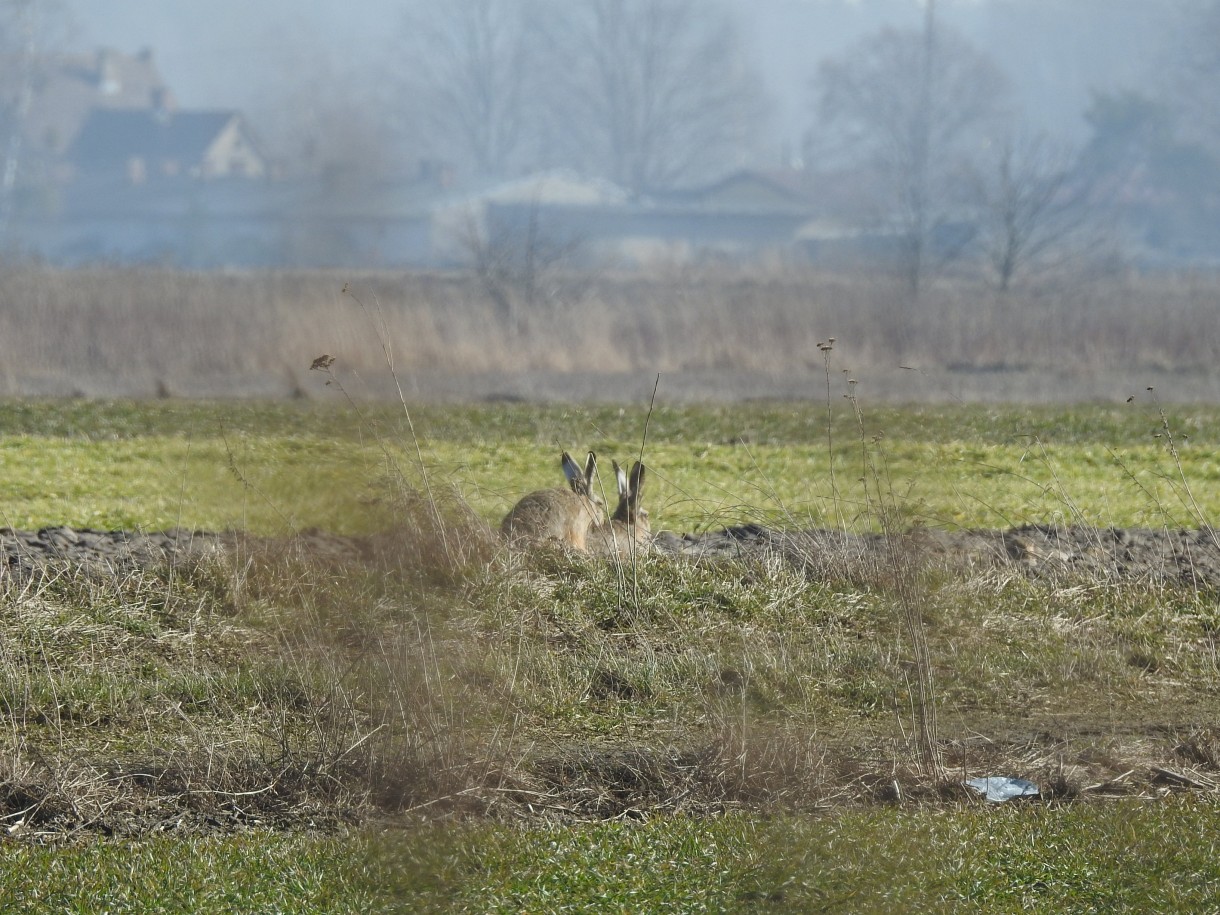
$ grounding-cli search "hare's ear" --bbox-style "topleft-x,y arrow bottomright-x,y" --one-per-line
612,460 -> 628,499
628,462 -> 646,504
583,451 -> 597,490
563,450 -> 596,496
561,451 -> 583,489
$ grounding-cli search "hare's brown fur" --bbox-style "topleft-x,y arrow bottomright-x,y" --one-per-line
501,452 -> 603,551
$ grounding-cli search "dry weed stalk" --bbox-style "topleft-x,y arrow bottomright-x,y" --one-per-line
837,348 -> 944,780
1148,389 -> 1220,548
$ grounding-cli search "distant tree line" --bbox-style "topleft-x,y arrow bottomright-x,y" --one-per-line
379,0 -> 1220,289
392,0 -> 767,194
807,0 -> 1220,292
2,0 -> 1219,289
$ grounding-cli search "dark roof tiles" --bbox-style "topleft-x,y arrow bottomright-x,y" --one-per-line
69,109 -> 237,166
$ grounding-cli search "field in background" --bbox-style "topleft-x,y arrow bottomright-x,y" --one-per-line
0,399 -> 1219,909
0,264 -> 1219,402
3,400 -> 1220,534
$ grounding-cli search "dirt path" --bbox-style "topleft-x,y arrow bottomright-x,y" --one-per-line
5,524 -> 1220,589
654,523 -> 1220,589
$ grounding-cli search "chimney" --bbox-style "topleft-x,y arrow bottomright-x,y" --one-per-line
97,49 -> 121,96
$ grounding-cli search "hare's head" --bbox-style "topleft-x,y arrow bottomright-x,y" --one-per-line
586,458 -> 650,559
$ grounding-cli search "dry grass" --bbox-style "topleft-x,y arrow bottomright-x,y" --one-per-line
2,380 -> 1220,846
5,380 -> 1220,843
8,508 -> 1218,840
0,263 -> 1218,399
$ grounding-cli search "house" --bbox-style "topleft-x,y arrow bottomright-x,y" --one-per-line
656,169 -> 818,216
430,170 -> 634,264
634,169 -> 821,260
434,168 -> 824,267
0,48 -> 170,157
0,45 -> 267,184
68,108 -> 268,182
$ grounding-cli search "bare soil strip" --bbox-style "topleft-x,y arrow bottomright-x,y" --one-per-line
5,523 -> 1220,586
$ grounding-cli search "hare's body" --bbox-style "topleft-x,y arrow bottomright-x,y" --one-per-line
501,452 -> 602,551
588,460 -> 650,557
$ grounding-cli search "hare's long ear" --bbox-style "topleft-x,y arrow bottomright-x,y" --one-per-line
606,460 -> 631,520
612,460 -> 628,499
582,451 -> 597,492
628,462 -> 646,508
563,450 -> 596,497
561,451 -> 584,492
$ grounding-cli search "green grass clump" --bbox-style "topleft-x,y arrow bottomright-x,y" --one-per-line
370,799 -> 1220,912
0,832 -> 376,915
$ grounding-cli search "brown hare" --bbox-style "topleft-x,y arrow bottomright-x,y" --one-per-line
501,451 -> 603,551
588,460 -> 650,557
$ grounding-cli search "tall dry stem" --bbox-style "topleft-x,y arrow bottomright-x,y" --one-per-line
841,361 -> 943,779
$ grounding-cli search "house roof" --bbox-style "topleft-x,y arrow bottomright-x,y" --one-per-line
0,48 -> 169,153
449,170 -> 634,209
656,169 -> 818,214
69,109 -> 239,168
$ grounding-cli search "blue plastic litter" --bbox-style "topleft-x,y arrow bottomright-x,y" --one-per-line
966,776 -> 1040,802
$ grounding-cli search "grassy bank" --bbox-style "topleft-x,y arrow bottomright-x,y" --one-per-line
0,833 -> 377,915
1,399 -> 1218,911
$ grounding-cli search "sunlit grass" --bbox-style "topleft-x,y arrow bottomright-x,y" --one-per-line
0,832 -> 376,915
371,800 -> 1220,913
1,401 -> 1217,534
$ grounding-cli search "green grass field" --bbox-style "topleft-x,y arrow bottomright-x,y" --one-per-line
2,398 -> 1219,913
2,398 -> 1218,533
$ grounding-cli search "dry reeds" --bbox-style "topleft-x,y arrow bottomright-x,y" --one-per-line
0,263 -> 1218,399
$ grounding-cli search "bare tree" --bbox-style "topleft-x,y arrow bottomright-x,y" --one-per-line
1076,86 -> 1220,264
458,199 -> 585,334
391,0 -> 766,191
811,14 -> 1010,295
396,0 -> 542,180
973,132 -> 1098,291
539,0 -> 768,193
1173,0 -> 1220,150
252,23 -> 404,184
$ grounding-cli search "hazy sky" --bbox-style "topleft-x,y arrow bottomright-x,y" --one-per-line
66,0 -> 1177,151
